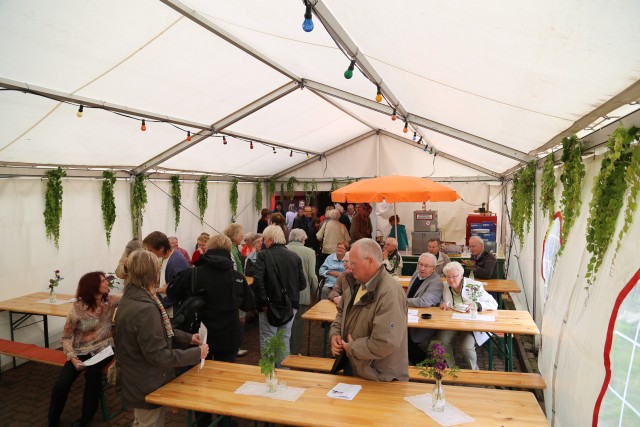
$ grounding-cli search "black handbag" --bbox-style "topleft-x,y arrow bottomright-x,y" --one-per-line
265,250 -> 294,327
171,267 -> 205,333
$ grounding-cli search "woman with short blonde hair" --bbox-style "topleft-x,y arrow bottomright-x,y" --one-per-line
206,234 -> 232,252
114,249 -> 207,426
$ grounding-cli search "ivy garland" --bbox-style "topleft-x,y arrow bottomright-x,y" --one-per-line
43,167 -> 66,248
197,175 -> 208,225
540,153 -> 557,222
287,176 -> 298,201
131,174 -> 148,239
280,182 -> 285,202
616,142 -> 640,255
101,171 -> 117,246
585,125 -> 638,288
267,178 -> 276,202
331,178 -> 339,191
170,175 -> 181,231
347,178 -> 354,185
303,181 -> 311,205
230,178 -> 239,221
510,161 -> 536,247
255,179 -> 263,212
311,179 -> 317,200
559,135 -> 585,253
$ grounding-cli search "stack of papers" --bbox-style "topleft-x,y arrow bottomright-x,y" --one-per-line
451,313 -> 495,322
327,383 -> 362,400
408,309 -> 419,324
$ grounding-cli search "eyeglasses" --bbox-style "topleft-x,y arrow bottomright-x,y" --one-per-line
418,263 -> 435,268
445,274 -> 460,280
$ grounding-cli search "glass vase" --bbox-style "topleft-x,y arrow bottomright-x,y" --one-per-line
49,290 -> 57,303
265,368 -> 277,393
469,271 -> 475,280
432,379 -> 445,411
470,301 -> 478,319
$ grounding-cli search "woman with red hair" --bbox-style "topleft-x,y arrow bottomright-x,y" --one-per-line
48,271 -> 119,427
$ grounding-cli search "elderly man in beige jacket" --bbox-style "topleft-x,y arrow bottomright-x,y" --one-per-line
329,238 -> 409,381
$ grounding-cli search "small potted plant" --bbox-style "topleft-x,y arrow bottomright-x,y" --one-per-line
105,273 -> 119,291
462,259 -> 477,280
466,281 -> 481,318
416,341 -> 459,412
48,269 -> 64,303
259,329 -> 286,393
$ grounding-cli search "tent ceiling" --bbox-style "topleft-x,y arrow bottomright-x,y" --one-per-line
1,0 -> 639,179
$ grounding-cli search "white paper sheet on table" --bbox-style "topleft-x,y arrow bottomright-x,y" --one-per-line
405,393 -> 475,426
327,383 -> 362,400
83,346 -> 114,366
408,309 -> 419,324
451,313 -> 495,322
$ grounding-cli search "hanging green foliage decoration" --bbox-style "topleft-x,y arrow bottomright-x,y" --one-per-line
540,153 -> 557,222
510,161 -> 536,248
170,175 -> 181,231
331,178 -> 339,191
585,125 -> 638,288
311,179 -> 317,200
558,135 -> 585,253
280,182 -> 285,202
267,178 -> 276,202
197,175 -> 208,225
255,179 -> 263,212
287,176 -> 298,201
43,167 -> 66,248
101,171 -> 117,245
230,178 -> 239,222
616,142 -> 640,256
303,181 -> 311,205
131,174 -> 148,239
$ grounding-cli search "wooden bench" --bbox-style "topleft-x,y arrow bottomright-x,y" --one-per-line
0,338 -> 124,420
282,355 -> 546,390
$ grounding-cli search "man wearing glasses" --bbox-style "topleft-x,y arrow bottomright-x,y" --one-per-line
405,253 -> 443,364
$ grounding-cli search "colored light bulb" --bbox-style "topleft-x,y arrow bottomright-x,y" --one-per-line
302,3 -> 314,32
141,119 -> 146,132
187,131 -> 192,141
412,132 -> 417,141
424,145 -> 429,152
375,85 -> 382,103
344,60 -> 355,79
403,121 -> 408,133
223,136 -> 227,145
391,108 -> 396,121
290,150 -> 293,157
273,147 -> 276,154
76,105 -> 83,118
250,141 -> 253,149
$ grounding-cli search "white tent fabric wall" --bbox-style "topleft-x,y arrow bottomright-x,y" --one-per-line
503,154 -> 640,425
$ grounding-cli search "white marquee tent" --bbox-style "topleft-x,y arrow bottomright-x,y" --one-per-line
1,1 -> 640,425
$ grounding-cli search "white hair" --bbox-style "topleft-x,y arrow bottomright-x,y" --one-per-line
418,252 -> 437,266
352,238 -> 382,264
469,235 -> 485,247
289,228 -> 307,243
263,225 -> 286,245
443,261 -> 464,276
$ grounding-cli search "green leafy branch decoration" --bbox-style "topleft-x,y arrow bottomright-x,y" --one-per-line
286,177 -> 298,201
331,178 -> 339,191
43,167 -> 66,248
311,179 -> 317,200
267,178 -> 276,202
101,171 -> 117,245
510,161 -> 536,248
230,178 -> 239,222
170,175 -> 181,231
280,182 -> 285,202
540,153 -> 557,222
559,135 -> 585,254
585,125 -> 638,288
131,174 -> 147,239
255,179 -> 263,212
303,181 -> 311,205
197,175 -> 208,225
616,141 -> 640,256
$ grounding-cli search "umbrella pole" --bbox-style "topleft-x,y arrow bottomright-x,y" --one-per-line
394,203 -> 398,247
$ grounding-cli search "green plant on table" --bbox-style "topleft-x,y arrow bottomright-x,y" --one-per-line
416,340 -> 459,381
49,269 -> 64,294
259,329 -> 287,377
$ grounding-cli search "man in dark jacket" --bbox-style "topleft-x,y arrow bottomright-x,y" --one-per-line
254,225 -> 306,366
468,236 -> 498,279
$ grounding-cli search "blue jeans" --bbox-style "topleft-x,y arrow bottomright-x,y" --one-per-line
258,310 -> 297,367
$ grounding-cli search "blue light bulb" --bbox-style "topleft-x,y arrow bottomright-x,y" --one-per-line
302,18 -> 314,32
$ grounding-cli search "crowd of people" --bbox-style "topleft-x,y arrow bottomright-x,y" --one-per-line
48,201 -> 500,426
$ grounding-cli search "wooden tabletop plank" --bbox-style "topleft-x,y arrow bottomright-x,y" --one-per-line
302,300 -> 540,335
397,276 -> 521,293
145,361 -> 547,426
0,292 -> 75,317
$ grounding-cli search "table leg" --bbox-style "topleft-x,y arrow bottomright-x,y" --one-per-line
322,322 -> 329,358
497,292 -> 503,309
43,315 -> 49,348
306,320 -> 311,356
506,334 -> 513,372
9,312 -> 16,368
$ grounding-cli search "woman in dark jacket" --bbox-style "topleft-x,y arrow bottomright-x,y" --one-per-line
114,250 -> 207,426
169,234 -> 255,362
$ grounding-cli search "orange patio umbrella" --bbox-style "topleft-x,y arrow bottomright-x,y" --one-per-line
331,175 -> 461,204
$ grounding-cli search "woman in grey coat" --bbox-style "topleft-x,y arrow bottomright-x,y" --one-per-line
114,250 -> 208,426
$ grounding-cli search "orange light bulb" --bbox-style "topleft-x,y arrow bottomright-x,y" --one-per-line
141,119 -> 146,132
